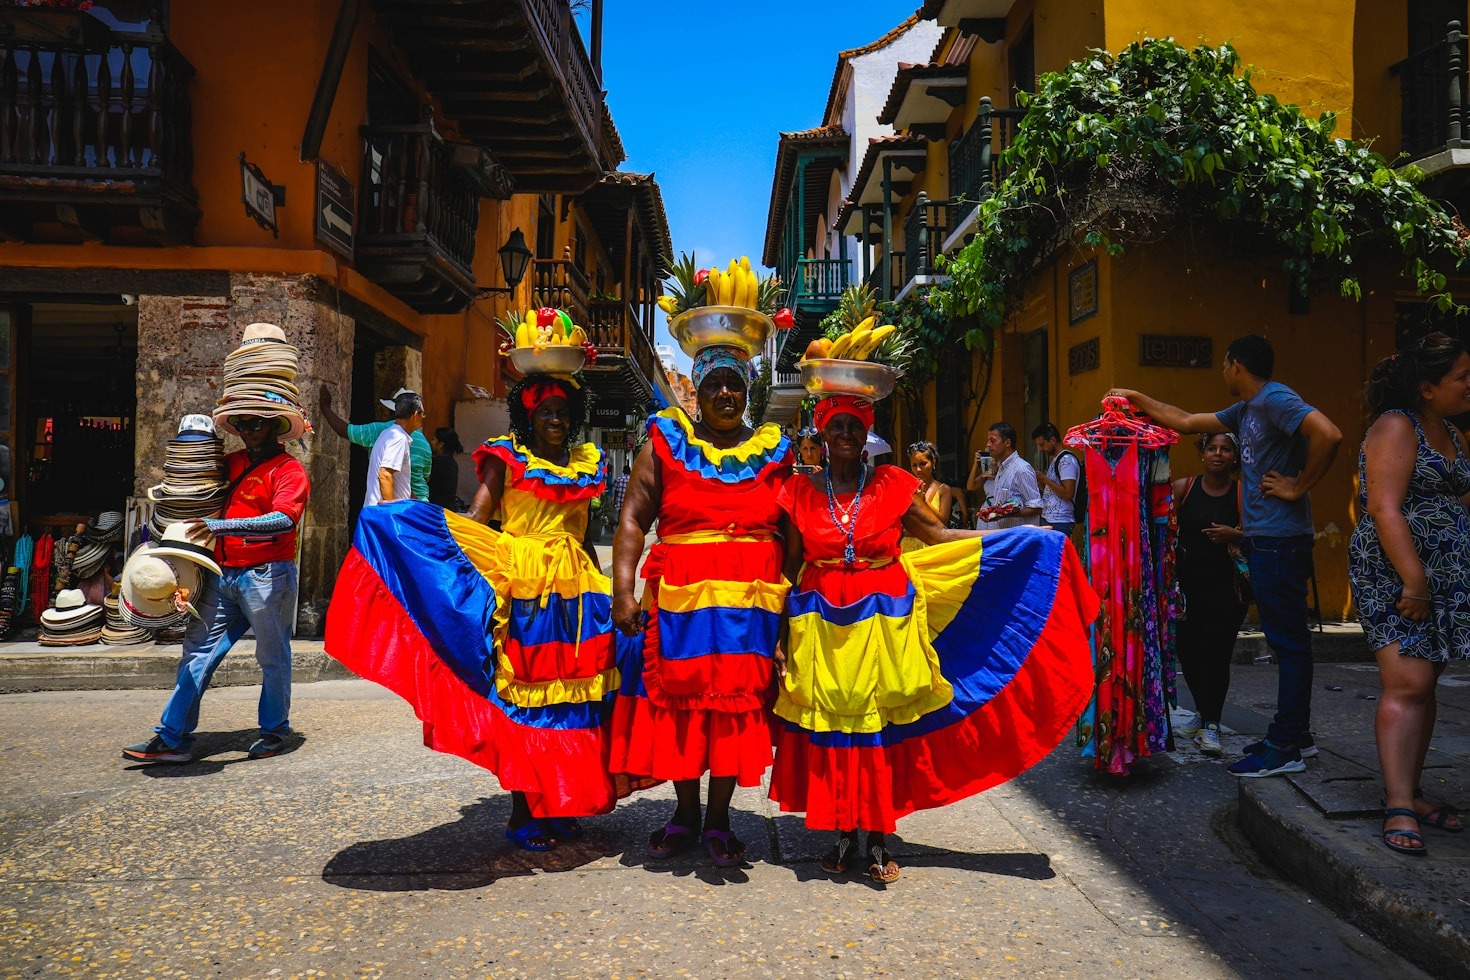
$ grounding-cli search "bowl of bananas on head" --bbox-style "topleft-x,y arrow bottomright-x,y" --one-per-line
661,255 -> 779,359
798,315 -> 908,400
507,308 -> 593,376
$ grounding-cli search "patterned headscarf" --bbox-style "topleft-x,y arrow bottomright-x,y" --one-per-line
813,394 -> 875,432
691,345 -> 751,389
520,377 -> 573,414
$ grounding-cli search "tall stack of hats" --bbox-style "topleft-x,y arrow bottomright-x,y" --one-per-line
70,511 -> 123,581
39,589 -> 104,646
148,415 -> 229,537
0,566 -> 18,639
100,583 -> 152,646
212,323 -> 308,443
118,524 -> 222,634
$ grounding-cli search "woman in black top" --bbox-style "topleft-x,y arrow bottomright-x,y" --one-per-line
430,427 -> 464,510
1171,432 -> 1247,755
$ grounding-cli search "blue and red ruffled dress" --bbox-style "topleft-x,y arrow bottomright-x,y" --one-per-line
769,466 -> 1098,833
325,436 -> 623,818
608,408 -> 792,786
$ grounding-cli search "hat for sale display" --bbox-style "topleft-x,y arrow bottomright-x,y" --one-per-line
213,322 -> 309,442
118,544 -> 200,631
68,538 -> 112,581
82,510 -> 124,544
38,588 -> 104,646
149,415 -> 230,536
148,523 -> 222,576
100,587 -> 152,646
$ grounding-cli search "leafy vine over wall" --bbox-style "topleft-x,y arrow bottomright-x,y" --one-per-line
946,38 -> 1470,336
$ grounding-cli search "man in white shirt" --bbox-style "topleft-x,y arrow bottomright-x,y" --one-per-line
364,391 -> 424,506
1032,422 -> 1081,536
967,421 -> 1043,530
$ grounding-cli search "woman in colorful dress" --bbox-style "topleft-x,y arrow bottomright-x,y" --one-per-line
610,344 -> 792,868
327,372 -> 619,851
770,394 -> 1098,883
1350,332 -> 1470,855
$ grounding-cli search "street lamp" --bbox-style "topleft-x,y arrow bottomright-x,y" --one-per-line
481,228 -> 533,294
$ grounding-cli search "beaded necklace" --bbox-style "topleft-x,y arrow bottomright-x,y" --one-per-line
824,464 -> 867,566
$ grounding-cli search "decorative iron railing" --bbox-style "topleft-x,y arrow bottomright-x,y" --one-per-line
1390,20 -> 1469,158
360,123 -> 480,276
947,96 -> 1024,226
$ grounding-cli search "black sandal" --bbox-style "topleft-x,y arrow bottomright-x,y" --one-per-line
1381,808 -> 1427,856
819,831 -> 859,875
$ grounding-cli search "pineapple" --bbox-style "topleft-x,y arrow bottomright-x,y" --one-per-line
495,309 -> 525,347
756,272 -> 784,315
823,284 -> 877,339
661,251 -> 707,316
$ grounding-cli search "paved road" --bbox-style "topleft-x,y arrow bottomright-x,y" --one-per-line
0,666 -> 1426,979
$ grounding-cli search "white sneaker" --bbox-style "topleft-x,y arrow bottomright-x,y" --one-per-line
1175,711 -> 1202,736
1196,724 -> 1222,757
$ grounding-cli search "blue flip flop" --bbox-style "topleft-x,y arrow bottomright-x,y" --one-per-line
505,819 -> 557,852
1381,808 -> 1427,856
547,817 -> 585,841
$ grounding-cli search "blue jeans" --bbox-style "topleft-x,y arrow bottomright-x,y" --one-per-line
1044,521 -> 1075,537
1244,535 -> 1314,750
155,562 -> 297,750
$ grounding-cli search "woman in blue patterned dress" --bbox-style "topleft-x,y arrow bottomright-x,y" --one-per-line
1349,332 -> 1470,855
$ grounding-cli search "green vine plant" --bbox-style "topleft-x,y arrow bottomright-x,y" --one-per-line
945,38 -> 1470,337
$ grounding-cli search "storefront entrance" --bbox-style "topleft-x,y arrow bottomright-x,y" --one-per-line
7,302 -> 138,528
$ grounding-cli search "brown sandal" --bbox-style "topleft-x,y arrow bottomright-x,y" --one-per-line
820,832 -> 859,875
867,845 -> 900,883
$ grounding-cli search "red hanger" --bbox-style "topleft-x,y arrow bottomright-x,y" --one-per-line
1065,396 -> 1178,450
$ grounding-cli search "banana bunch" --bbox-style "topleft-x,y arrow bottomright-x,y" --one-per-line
814,315 -> 899,361
513,307 -> 588,350
705,256 -> 761,310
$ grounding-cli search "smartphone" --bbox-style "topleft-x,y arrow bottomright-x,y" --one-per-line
793,463 -> 820,475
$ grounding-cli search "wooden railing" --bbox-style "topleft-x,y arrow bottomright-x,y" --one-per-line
1391,20 -> 1469,158
522,0 -> 608,167
947,96 -> 1024,226
532,259 -> 591,325
786,257 -> 851,309
359,123 -> 480,275
0,30 -> 194,187
587,298 -> 658,391
903,193 -> 951,279
865,250 -> 905,299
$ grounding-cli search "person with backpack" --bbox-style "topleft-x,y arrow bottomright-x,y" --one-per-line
1032,423 -> 1083,537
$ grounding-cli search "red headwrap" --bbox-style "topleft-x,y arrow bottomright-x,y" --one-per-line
812,395 -> 875,432
520,378 -> 572,413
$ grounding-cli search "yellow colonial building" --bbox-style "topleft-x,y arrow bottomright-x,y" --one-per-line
765,0 -> 1470,617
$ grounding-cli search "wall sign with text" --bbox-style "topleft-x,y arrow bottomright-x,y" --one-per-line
1069,261 -> 1098,324
1068,337 -> 1100,375
1139,334 -> 1213,368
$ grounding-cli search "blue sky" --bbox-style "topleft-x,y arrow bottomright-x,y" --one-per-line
586,1 -> 923,367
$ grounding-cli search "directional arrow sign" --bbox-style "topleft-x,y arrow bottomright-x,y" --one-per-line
315,161 -> 354,259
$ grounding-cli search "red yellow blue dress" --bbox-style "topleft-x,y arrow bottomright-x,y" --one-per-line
769,466 -> 1098,833
325,436 -> 620,817
608,408 -> 792,786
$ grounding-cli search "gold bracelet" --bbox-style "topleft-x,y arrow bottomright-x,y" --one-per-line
1402,593 -> 1432,601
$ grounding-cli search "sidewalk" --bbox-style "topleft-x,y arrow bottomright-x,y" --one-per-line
1234,662 -> 1470,979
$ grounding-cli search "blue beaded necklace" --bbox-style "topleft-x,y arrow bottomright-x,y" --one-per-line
824,464 -> 867,566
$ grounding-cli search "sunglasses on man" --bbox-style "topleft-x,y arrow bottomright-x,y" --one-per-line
231,417 -> 274,433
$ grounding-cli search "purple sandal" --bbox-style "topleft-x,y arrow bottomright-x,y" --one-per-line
702,829 -> 746,869
646,822 -> 697,859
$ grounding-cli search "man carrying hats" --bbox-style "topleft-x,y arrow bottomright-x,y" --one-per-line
122,408 -> 310,764
317,386 -> 431,503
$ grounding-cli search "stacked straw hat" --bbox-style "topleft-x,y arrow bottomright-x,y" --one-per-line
213,323 -> 308,442
148,415 -> 229,536
117,524 -> 222,632
69,510 -> 123,581
39,589 -> 104,646
100,584 -> 151,646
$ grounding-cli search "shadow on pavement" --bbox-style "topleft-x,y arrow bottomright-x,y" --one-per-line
323,796 -> 647,891
123,729 -> 307,777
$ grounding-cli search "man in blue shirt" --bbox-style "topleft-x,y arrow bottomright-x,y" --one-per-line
318,386 -> 431,503
1111,334 -> 1343,778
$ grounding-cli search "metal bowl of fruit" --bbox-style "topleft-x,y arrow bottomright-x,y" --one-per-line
669,306 -> 774,359
799,359 -> 902,400
508,345 -> 588,377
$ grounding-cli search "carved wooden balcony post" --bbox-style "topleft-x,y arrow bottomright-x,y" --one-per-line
1449,21 -> 1464,146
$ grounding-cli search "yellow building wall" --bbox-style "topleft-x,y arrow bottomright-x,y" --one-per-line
1351,0 -> 1407,152
1101,0 -> 1356,119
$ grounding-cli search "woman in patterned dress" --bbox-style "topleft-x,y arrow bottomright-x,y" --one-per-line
609,345 -> 792,867
1350,332 -> 1470,855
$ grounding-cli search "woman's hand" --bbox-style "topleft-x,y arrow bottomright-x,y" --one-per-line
1202,522 -> 1243,545
1396,590 -> 1432,622
773,642 -> 787,679
612,592 -> 644,636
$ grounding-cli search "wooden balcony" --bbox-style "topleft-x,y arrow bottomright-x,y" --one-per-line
0,14 -> 198,245
773,257 -> 851,365
531,259 -> 590,326
947,96 -> 1023,230
1391,21 -> 1470,176
356,122 -> 483,313
902,194 -> 950,281
375,0 -> 623,193
584,298 -> 659,401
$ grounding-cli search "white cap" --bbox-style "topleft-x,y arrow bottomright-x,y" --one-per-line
379,388 -> 419,411
177,414 -> 216,437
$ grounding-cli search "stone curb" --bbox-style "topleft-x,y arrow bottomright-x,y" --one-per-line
0,640 -> 352,694
1238,777 -> 1470,980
